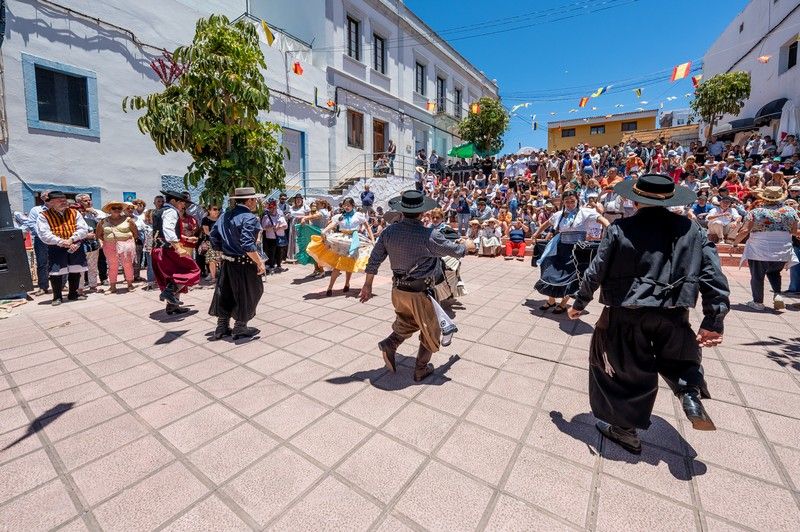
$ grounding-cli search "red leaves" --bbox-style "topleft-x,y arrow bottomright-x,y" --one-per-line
150,50 -> 188,87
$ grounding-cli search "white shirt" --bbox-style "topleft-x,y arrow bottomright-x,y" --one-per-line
336,211 -> 366,231
36,209 -> 89,245
26,205 -> 47,236
551,207 -> 601,234
161,205 -> 181,243
708,206 -> 741,226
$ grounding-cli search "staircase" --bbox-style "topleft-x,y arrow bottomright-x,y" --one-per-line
715,243 -> 745,268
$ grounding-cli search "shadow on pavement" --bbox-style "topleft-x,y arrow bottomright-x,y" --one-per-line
326,354 -> 461,390
742,335 -> 800,372
522,299 -> 594,335
154,330 -> 187,345
549,411 -> 707,480
2,402 -> 76,451
148,308 -> 199,323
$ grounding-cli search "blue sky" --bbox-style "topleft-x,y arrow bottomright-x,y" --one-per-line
405,0 -> 750,150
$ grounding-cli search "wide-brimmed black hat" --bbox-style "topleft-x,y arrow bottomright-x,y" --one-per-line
388,190 -> 438,214
160,190 -> 195,205
613,174 -> 696,207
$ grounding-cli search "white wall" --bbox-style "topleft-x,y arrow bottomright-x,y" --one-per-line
702,0 -> 800,132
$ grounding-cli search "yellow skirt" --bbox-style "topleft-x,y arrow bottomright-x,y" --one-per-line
306,233 -> 373,273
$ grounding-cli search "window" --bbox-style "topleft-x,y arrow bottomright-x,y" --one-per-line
347,17 -> 360,61
621,121 -> 638,132
789,41 -> 798,71
590,125 -> 605,135
561,128 -> 576,138
347,110 -> 364,149
415,62 -> 426,95
21,53 -> 100,137
436,77 -> 446,113
373,34 -> 386,74
454,88 -> 462,118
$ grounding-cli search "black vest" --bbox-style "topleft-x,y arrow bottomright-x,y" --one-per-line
152,206 -> 181,247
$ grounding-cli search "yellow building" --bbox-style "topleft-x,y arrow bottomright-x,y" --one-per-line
547,110 -> 658,152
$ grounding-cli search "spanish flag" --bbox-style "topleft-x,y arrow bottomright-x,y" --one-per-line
292,62 -> 303,75
579,97 -> 589,108
261,20 -> 275,47
671,61 -> 692,81
691,74 -> 703,88
470,103 -> 480,114
426,101 -> 436,112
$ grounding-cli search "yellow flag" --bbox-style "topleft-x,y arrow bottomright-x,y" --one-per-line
261,20 -> 275,46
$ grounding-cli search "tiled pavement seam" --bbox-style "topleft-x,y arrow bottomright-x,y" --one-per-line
2,264 -> 799,530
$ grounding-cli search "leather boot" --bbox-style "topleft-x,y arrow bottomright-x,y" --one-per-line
166,303 -> 189,315
680,389 -> 716,431
413,345 -> 435,382
232,320 -> 259,340
159,281 -> 181,306
596,420 -> 641,455
213,313 -> 232,340
378,332 -> 404,373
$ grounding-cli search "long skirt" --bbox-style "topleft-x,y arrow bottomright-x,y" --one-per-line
306,232 -> 373,273
534,240 -> 598,298
589,306 -> 709,430
152,247 -> 201,292
295,224 -> 322,266
47,245 -> 87,276
209,260 -> 263,322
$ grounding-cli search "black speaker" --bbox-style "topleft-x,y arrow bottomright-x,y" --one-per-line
0,228 -> 33,298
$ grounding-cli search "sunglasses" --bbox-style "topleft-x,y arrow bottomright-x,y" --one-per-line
111,207 -> 122,211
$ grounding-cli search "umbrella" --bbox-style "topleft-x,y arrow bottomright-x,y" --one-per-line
779,99 -> 799,139
517,147 -> 535,156
448,142 -> 476,159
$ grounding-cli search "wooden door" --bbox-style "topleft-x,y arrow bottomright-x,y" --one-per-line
373,120 -> 386,159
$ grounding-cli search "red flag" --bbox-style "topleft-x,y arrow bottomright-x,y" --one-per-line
292,62 -> 303,75
691,74 -> 703,88
579,97 -> 589,108
671,61 -> 691,81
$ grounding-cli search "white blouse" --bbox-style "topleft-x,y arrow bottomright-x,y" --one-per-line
550,208 -> 601,234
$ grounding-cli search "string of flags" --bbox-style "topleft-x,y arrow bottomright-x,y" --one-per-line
510,102 -> 531,113
691,74 -> 703,88
578,97 -> 589,108
671,61 -> 692,81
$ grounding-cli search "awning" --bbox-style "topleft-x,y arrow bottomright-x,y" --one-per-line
714,117 -> 756,136
448,142 -> 475,158
755,98 -> 788,126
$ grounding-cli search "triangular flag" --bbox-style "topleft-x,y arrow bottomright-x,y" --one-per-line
614,104 -> 624,108
634,88 -> 642,98
758,55 -> 772,63
533,121 -> 538,131
292,62 -> 303,75
426,101 -> 436,112
327,99 -> 336,108
684,93 -> 692,98
640,101 -> 649,104
660,102 -> 664,109
691,74 -> 703,88
591,106 -> 598,111
550,112 -> 557,116
671,61 -> 692,81
261,20 -> 275,46
569,109 -> 578,113
591,86 -> 611,98
579,97 -> 589,108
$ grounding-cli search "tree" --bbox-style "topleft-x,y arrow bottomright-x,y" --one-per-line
690,71 -> 751,142
123,14 -> 286,204
456,97 -> 509,155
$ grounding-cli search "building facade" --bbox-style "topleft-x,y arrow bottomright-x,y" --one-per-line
0,0 -> 498,212
701,0 -> 800,139
546,110 -> 658,152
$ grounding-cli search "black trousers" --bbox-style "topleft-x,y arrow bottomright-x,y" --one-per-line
589,307 -> 708,430
209,260 -> 263,322
263,237 -> 281,268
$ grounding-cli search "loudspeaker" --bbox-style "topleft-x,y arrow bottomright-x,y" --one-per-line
0,228 -> 33,298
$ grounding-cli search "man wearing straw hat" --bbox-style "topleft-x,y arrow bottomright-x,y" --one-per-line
208,187 -> 266,340
568,174 -> 730,455
359,190 -> 466,382
151,190 -> 201,314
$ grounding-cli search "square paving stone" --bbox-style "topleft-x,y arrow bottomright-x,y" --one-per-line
54,413 -> 149,470
383,402 -> 457,453
595,476 -> 695,531
222,379 -> 294,417
466,393 -> 535,440
339,385 -> 408,427
485,494 -> 571,531
0,479 -> 77,531
436,422 -> 517,485
290,411 -> 372,467
253,394 -> 329,439
161,495 -> 250,531
159,403 -> 243,453
137,387 -> 213,429
188,423 -> 278,485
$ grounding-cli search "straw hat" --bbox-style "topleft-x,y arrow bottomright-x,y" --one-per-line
468,219 -> 481,226
101,201 -> 128,213
229,187 -> 265,199
757,186 -> 787,203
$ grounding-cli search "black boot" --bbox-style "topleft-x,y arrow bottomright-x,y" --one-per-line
413,345 -> 435,382
50,275 -> 64,306
67,273 -> 86,301
166,303 -> 190,315
378,332 -> 404,373
159,282 -> 181,306
680,389 -> 716,431
232,320 -> 259,340
596,420 -> 642,454
213,313 -> 232,340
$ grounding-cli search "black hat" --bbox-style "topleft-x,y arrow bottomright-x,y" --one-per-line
613,174 -> 696,207
388,190 -> 438,214
160,190 -> 195,205
48,191 -> 66,199
438,225 -> 461,241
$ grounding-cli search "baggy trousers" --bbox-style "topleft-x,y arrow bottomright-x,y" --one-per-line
391,288 -> 441,363
589,306 -> 708,430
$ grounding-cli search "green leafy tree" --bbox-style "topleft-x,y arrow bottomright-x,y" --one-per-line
690,71 -> 752,142
123,14 -> 286,203
456,97 -> 509,155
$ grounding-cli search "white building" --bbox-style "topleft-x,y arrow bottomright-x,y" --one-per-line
701,0 -> 800,140
0,0 -> 498,213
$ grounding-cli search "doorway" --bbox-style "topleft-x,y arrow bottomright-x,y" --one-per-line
373,119 -> 386,160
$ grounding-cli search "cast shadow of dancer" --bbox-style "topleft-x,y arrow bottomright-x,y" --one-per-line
742,336 -> 800,372
549,411 -> 707,480
2,402 -> 75,450
522,299 -> 594,335
326,354 -> 461,391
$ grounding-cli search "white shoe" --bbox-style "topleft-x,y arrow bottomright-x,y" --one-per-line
773,294 -> 785,310
745,301 -> 765,311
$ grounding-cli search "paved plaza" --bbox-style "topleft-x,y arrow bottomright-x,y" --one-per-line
1,257 -> 799,531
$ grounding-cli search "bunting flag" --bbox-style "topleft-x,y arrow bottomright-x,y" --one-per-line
426,101 -> 436,112
510,102 -> 531,113
591,106 -> 598,111
640,101 -> 649,104
671,61 -> 692,81
470,103 -> 480,114
660,102 -> 664,109
261,20 -> 275,46
605,114 -> 612,118
591,85 -> 611,98
614,104 -> 624,108
666,96 -> 677,101
550,112 -> 557,115
684,93 -> 693,98
634,88 -> 642,98
691,74 -> 703,88
579,97 -> 589,108
636,107 -> 645,111
326,99 -> 336,108
568,109 -> 578,113
292,62 -> 303,75
758,55 -> 772,63
532,120 -> 538,131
